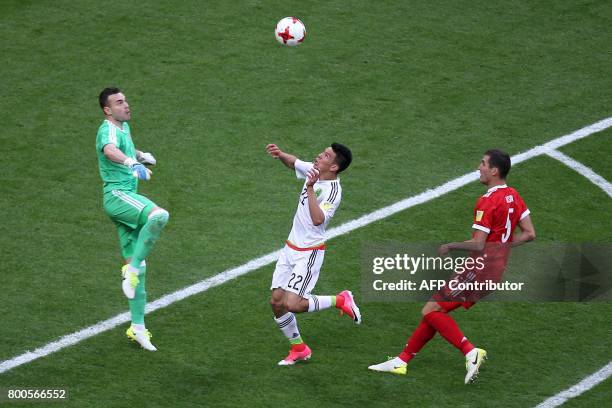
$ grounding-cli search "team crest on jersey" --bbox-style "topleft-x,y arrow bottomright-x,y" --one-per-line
505,195 -> 514,203
315,188 -> 322,198
475,210 -> 484,222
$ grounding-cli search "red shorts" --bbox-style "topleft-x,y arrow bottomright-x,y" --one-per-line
435,300 -> 475,312
433,257 -> 507,307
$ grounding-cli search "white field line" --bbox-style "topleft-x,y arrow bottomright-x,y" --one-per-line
535,361 -> 612,408
546,149 -> 612,198
327,117 -> 612,239
1,117 -> 611,388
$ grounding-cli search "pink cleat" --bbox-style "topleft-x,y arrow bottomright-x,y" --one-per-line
337,290 -> 362,324
278,344 -> 312,366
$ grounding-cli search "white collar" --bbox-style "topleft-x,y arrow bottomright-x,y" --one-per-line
487,184 -> 507,193
105,119 -> 125,131
316,177 -> 339,184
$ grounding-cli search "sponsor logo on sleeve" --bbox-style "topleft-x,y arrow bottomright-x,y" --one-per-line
475,210 -> 484,222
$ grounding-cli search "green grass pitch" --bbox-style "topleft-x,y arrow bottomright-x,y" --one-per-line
1,1 -> 611,407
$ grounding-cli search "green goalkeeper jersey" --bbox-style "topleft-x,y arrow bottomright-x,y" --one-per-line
96,119 -> 138,193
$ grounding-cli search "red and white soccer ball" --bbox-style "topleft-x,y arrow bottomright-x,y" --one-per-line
275,17 -> 306,46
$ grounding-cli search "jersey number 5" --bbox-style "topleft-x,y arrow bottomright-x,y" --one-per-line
501,208 -> 515,243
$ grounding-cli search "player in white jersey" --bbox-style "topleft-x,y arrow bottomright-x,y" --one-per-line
266,143 -> 362,366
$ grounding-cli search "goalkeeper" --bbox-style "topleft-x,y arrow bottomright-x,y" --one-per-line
95,87 -> 169,351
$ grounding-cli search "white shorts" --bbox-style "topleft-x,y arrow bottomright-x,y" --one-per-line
271,245 -> 325,298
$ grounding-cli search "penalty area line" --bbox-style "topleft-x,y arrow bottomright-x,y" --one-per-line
534,361 -> 612,408
1,117 -> 612,381
546,149 -> 612,198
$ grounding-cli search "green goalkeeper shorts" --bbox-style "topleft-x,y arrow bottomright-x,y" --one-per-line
103,189 -> 157,259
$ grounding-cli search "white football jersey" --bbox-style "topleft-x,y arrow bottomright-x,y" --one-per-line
286,159 -> 342,248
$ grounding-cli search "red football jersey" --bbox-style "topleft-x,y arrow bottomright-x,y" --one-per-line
434,185 -> 530,305
472,184 -> 530,243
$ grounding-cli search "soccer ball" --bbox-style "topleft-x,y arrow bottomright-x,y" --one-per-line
275,17 -> 306,46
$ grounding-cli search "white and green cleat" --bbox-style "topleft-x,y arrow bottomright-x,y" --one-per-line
126,326 -> 157,351
368,356 -> 407,375
465,348 -> 487,384
121,265 -> 139,299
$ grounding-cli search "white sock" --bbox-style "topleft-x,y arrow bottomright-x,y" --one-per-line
274,312 -> 301,342
307,295 -> 334,312
132,323 -> 146,333
465,348 -> 478,359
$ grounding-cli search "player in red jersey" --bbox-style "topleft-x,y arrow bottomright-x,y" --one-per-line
368,149 -> 536,384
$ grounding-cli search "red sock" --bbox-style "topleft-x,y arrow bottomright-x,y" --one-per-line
335,294 -> 345,308
424,311 -> 474,355
291,343 -> 306,352
399,318 -> 437,363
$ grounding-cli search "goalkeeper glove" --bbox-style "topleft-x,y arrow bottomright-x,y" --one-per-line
124,158 -> 152,181
137,151 -> 157,165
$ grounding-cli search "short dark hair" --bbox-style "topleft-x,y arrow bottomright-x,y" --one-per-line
484,149 -> 511,179
331,143 -> 352,173
99,87 -> 122,110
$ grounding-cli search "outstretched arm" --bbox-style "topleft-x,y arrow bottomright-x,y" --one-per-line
266,144 -> 298,169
